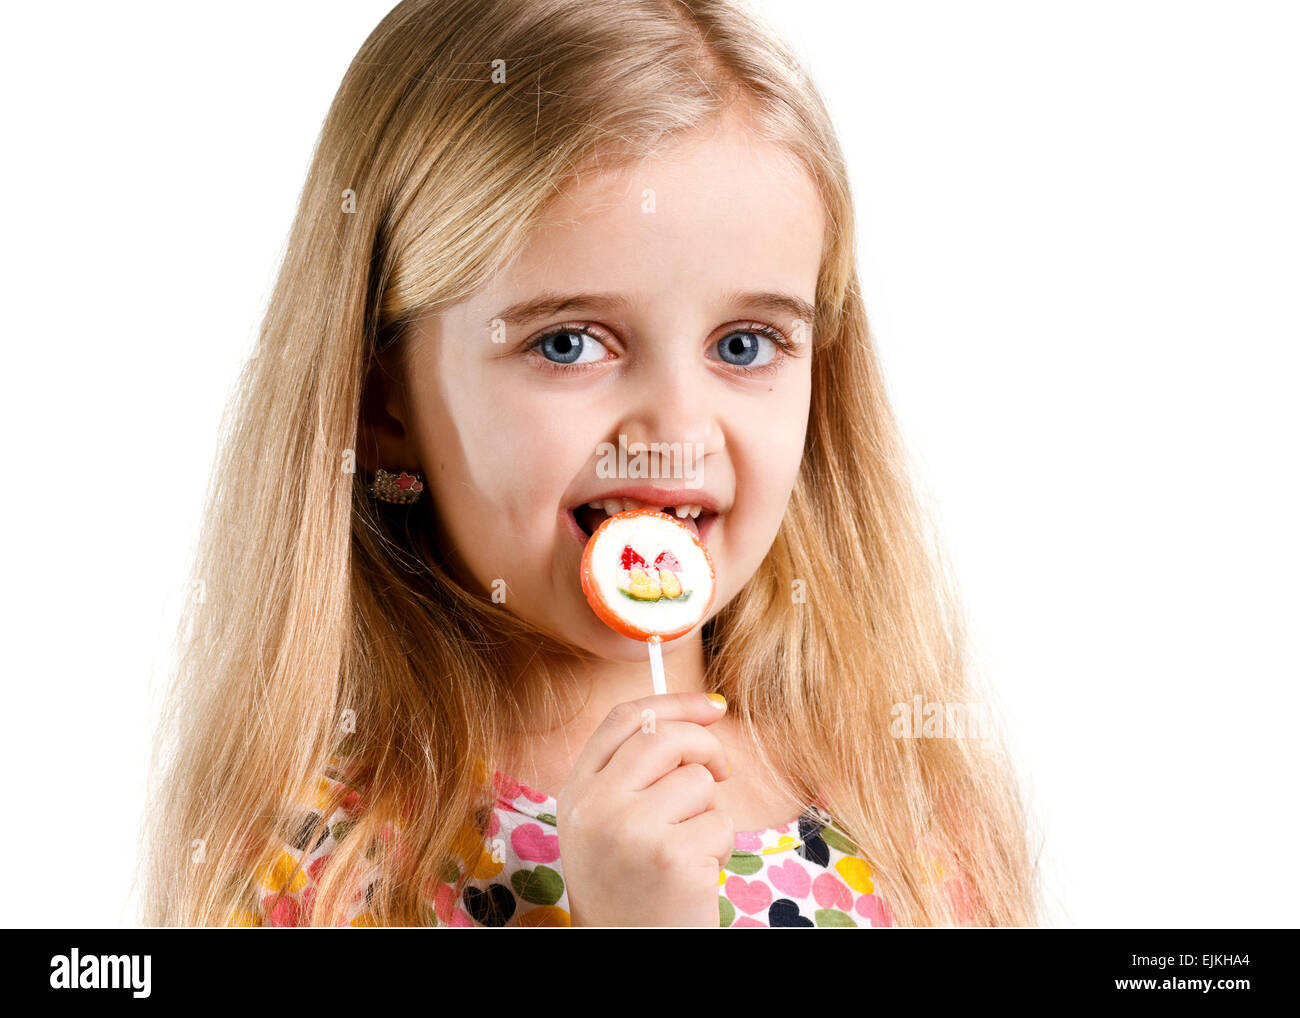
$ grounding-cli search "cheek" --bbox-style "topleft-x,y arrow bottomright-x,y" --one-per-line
413,379 -> 592,585
463,398 -> 595,537
715,383 -> 810,588
733,428 -> 803,538
746,380 -> 811,496
418,361 -> 566,504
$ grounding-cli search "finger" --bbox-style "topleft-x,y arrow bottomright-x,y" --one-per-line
639,762 -> 719,825
602,719 -> 729,790
569,691 -> 728,779
672,808 -> 737,871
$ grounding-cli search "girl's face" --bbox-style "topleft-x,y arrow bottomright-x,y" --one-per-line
382,112 -> 824,661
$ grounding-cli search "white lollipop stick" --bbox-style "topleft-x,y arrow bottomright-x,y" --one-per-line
647,635 -> 666,696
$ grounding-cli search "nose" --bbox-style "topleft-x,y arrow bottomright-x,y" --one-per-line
614,343 -> 721,479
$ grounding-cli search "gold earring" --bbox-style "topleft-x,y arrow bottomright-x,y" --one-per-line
368,467 -> 425,504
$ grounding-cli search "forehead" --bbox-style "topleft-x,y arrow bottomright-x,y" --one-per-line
499,116 -> 824,306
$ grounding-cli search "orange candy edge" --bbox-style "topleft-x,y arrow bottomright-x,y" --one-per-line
579,507 -> 716,642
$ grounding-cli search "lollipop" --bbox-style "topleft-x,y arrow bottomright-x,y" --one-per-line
580,507 -> 716,695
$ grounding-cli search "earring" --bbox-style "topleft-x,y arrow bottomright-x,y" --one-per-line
368,467 -> 425,504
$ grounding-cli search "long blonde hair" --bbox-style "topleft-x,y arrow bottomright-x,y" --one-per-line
138,0 -> 1039,927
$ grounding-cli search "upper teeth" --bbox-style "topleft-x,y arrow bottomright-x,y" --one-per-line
587,498 -> 704,519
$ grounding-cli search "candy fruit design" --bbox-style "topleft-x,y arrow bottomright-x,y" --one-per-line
619,546 -> 690,602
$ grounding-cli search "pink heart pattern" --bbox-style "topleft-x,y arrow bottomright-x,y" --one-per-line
511,822 -> 560,863
813,872 -> 852,912
712,809 -> 899,927
767,859 -> 811,899
725,876 -> 773,915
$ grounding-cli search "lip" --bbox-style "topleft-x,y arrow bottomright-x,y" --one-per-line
571,485 -> 725,516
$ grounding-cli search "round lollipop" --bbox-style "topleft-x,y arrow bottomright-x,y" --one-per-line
580,507 -> 716,695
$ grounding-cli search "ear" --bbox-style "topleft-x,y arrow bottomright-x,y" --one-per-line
357,344 -> 420,475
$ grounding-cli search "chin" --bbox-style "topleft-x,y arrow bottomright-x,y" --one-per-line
536,615 -> 692,664
578,622 -> 658,661
590,617 -> 710,662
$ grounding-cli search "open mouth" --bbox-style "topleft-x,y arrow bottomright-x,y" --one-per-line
571,501 -> 717,542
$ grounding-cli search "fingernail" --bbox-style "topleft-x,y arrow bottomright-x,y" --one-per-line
705,693 -> 727,710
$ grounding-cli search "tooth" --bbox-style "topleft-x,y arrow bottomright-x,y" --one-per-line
688,505 -> 702,519
602,499 -> 622,515
587,502 -> 603,509
673,505 -> 689,518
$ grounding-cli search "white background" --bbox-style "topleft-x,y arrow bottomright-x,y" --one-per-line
1,1 -> 1295,927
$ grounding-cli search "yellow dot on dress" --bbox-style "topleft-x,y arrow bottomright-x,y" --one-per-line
518,906 -> 570,927
470,850 -> 504,880
472,758 -> 490,787
451,823 -> 486,863
313,777 -> 336,811
258,852 -> 308,893
835,856 -> 874,893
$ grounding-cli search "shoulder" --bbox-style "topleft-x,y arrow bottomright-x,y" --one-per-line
232,763 -> 380,927
424,773 -> 571,927
717,806 -> 894,928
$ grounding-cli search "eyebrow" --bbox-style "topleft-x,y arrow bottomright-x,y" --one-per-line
486,289 -> 816,330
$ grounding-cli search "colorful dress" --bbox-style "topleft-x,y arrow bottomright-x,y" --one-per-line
242,768 -> 894,928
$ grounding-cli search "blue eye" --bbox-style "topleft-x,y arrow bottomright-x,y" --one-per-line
713,330 -> 774,367
710,325 -> 795,371
532,328 -> 610,366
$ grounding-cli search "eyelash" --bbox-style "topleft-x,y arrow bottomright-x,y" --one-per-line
523,321 -> 798,378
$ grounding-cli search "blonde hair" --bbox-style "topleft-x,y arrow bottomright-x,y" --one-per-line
138,0 -> 1040,927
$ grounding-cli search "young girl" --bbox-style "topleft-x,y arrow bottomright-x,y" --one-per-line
140,0 -> 1039,927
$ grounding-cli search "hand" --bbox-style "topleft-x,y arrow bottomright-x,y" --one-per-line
556,692 -> 733,927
